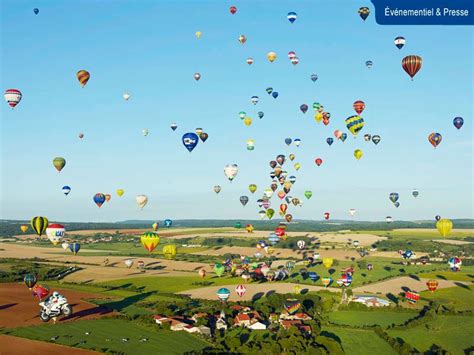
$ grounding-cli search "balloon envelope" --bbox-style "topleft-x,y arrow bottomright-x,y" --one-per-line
182,133 -> 199,152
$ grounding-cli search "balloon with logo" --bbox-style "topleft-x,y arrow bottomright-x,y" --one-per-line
394,36 -> 406,49
353,100 -> 365,115
217,287 -> 231,302
358,7 -> 370,21
182,133 -> 199,152
287,11 -> 297,23
224,164 -> 239,181
453,117 -> 464,130
46,224 -> 65,246
163,244 -> 178,259
31,216 -> 48,236
164,219 -> 172,228
136,195 -> 148,209
141,232 -> 160,252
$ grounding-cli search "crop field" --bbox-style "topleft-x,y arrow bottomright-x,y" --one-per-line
327,310 -> 416,327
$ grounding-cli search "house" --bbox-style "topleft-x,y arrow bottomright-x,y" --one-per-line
191,312 -> 208,322
234,310 -> 267,330
230,305 -> 251,313
215,310 -> 227,330
280,320 -> 312,334
351,296 -> 390,307
153,315 -> 195,331
279,311 -> 312,321
154,315 -> 169,325
248,321 -> 267,330
183,325 -> 211,336
269,313 -> 279,323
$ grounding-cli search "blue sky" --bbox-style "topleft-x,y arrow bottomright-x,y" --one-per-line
1,1 -> 472,222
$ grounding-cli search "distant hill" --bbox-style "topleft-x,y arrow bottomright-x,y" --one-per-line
1,218 -> 472,237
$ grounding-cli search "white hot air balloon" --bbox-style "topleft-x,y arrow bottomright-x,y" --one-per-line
61,242 -> 70,251
349,208 -> 356,217
45,224 -> 66,246
124,259 -> 134,268
123,92 -> 131,101
142,129 -> 149,136
224,164 -> 239,182
136,195 -> 148,209
297,240 -> 306,250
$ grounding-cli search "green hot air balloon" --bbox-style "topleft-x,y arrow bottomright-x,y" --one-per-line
53,157 -> 66,172
214,263 -> 225,277
24,274 -> 37,289
266,208 -> 275,219
304,191 -> 313,199
31,216 -> 48,236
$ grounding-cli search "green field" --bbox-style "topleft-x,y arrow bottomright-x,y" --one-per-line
421,285 -> 473,311
322,326 -> 396,355
387,315 -> 474,354
362,229 -> 474,241
418,267 -> 474,282
327,310 -> 416,327
3,319 -> 209,354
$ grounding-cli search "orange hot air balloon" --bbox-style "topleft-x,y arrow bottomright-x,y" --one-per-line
402,55 -> 422,80
280,204 -> 288,215
20,225 -> 29,233
105,194 -> 111,202
285,214 -> 293,223
353,100 -> 365,115
426,280 -> 438,292
315,158 -> 322,166
77,70 -> 90,87
199,269 -> 206,278
334,130 -> 342,139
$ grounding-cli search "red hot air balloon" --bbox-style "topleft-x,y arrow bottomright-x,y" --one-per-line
353,100 -> 365,115
230,6 -> 237,14
324,212 -> 330,220
428,133 -> 442,148
402,55 -> 422,80
315,158 -> 323,166
426,280 -> 439,292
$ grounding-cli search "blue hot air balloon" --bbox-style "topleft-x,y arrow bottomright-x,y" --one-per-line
287,12 -> 297,23
311,74 -> 318,82
164,219 -> 172,228
285,138 -> 292,146
93,193 -> 106,208
182,133 -> 199,152
272,91 -> 279,99
258,111 -> 264,119
33,8 -> 39,15
453,117 -> 464,130
326,138 -> 334,146
62,186 -> 71,196
69,243 -> 81,255
308,272 -> 318,282
340,133 -> 347,142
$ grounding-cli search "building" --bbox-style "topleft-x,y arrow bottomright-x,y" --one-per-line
215,310 -> 227,330
280,320 -> 312,334
233,310 -> 267,330
279,311 -> 312,321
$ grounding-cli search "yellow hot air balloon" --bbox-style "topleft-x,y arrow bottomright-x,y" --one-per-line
314,112 -> 323,123
117,189 -> 124,197
294,163 -> 301,171
31,216 -> 48,236
322,257 -> 333,269
289,154 -> 295,161
436,219 -> 452,237
246,224 -> 254,233
76,70 -> 90,87
141,232 -> 160,253
20,225 -> 29,233
163,244 -> 178,259
248,184 -> 257,194
243,117 -> 252,127
293,285 -> 301,294
354,149 -> 363,160
195,31 -> 202,39
267,52 -> 277,63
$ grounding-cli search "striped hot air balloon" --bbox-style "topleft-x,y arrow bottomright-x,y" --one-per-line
141,232 -> 160,253
31,216 -> 48,236
353,100 -> 365,115
426,280 -> 439,292
402,55 -> 422,80
4,89 -> 22,108
162,244 -> 177,259
345,115 -> 365,136
76,70 -> 90,87
235,284 -> 246,297
428,132 -> 442,148
405,291 -> 420,304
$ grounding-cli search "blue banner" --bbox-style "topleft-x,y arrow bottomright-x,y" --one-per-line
371,0 -> 474,25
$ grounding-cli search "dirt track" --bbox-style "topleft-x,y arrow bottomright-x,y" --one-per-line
0,283 -> 115,328
0,334 -> 98,355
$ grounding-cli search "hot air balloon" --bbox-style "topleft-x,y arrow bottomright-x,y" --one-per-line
353,100 -> 365,115
372,135 -> 381,145
24,274 -> 37,289
152,222 -> 159,231
141,128 -> 149,136
412,189 -> 419,198
245,57 -> 254,65
324,212 -> 330,220
4,89 -> 22,108
240,196 -> 249,206
170,123 -> 178,131
287,11 -> 297,23
32,284 -> 50,300
20,225 -> 29,233
364,134 -> 371,142
246,224 -> 254,233
322,277 -> 333,287
198,269 -> 206,278
243,117 -> 252,127
163,244 -> 178,259
428,132 -> 442,148
141,232 -> 160,252
214,263 -> 225,277
426,280 -> 438,292
61,242 -> 69,251
389,193 -> 399,203
304,191 -> 312,199
402,55 -> 422,80
104,194 -> 111,202
386,216 -> 393,223
436,219 -> 452,237
33,8 -> 39,14
46,224 -> 65,246
272,91 -> 279,99
394,36 -> 406,49
182,132 -> 199,152
354,149 -> 363,160
266,208 -> 275,219
199,132 -> 209,143
195,31 -> 202,39
315,158 -> 322,166
448,257 -> 462,271
53,157 -> 66,172
337,274 -> 353,287
326,138 -> 334,146
322,257 -> 333,268
76,70 -> 90,87
267,52 -> 277,63
193,73 -> 201,81
250,96 -> 259,105
92,193 -> 105,208
238,35 -> 246,44
340,133 -> 347,142
124,259 -> 133,268
31,216 -> 48,236
435,215 -> 441,221
405,291 -> 420,304
366,60 -> 373,69
230,6 -> 237,14
296,240 -> 306,250
300,104 -> 308,114
117,189 -> 124,197
291,57 -> 299,65
61,186 -> 71,196
349,208 -> 356,217
216,287 -> 230,302
224,164 -> 239,181
136,195 -> 148,209
122,92 -> 131,101
345,115 -> 364,136
294,138 -> 301,147
69,242 -> 81,255
358,7 -> 370,20
164,219 -> 172,228
78,133 -> 84,139
311,74 -> 318,82
453,117 -> 464,130
213,185 -> 222,194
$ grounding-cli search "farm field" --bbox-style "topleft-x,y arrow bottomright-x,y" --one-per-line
327,310 -> 416,327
